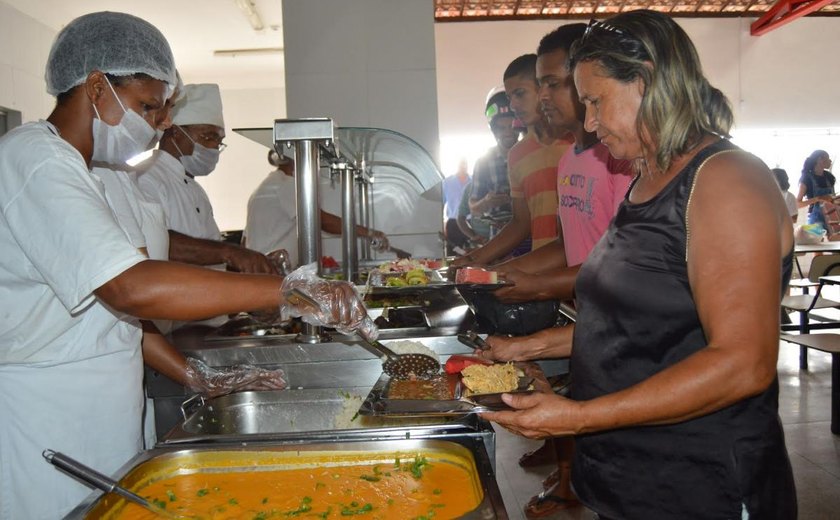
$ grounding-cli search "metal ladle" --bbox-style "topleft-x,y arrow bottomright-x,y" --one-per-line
42,450 -> 195,520
361,338 -> 440,380
285,288 -> 440,379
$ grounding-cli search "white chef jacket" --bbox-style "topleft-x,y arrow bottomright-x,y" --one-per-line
97,166 -> 172,449
0,121 -> 148,519
243,169 -> 342,264
137,150 -> 221,241
243,169 -> 298,257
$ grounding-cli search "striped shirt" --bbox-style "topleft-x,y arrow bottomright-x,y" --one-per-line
507,131 -> 569,250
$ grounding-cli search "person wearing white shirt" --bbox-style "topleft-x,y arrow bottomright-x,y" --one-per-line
138,83 -> 225,241
773,168 -> 799,223
243,150 -> 391,266
0,13 -> 374,519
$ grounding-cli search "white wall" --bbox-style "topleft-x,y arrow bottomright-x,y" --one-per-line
282,0 -> 440,161
281,0 -> 444,258
434,17 -> 840,173
3,7 -> 839,232
0,3 -> 56,121
195,87 -> 285,232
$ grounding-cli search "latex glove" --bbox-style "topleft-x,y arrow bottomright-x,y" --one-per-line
184,358 -> 287,399
280,262 -> 378,340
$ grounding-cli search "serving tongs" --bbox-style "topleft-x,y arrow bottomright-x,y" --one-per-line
457,331 -> 490,351
42,450 -> 196,520
285,288 -> 440,380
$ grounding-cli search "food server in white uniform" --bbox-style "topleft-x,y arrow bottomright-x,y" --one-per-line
138,83 -> 225,241
0,12 -> 374,519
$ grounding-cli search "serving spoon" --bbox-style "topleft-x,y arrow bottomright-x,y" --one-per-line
285,288 -> 440,379
43,450 -> 197,520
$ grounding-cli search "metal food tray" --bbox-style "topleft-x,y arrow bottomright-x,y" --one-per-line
359,373 -> 534,417
64,438 -> 509,520
365,269 -> 455,296
162,388 -> 476,445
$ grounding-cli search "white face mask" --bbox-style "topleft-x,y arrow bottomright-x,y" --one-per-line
91,76 -> 157,166
173,125 -> 220,177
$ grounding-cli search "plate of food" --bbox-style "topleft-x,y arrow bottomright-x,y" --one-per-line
453,267 -> 512,291
366,259 -> 450,294
358,360 -> 535,416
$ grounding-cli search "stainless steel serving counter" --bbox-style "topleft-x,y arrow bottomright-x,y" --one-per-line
147,326 -> 478,440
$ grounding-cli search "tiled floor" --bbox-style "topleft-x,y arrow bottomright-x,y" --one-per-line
492,341 -> 840,519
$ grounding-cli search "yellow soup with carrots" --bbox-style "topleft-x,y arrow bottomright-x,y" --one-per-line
107,454 -> 482,520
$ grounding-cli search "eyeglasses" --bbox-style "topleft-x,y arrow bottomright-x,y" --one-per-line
196,132 -> 227,152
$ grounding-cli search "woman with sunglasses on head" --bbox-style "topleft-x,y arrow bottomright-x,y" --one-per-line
484,11 -> 796,518
0,12 -> 374,519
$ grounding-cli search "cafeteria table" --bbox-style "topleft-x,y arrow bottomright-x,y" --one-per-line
780,331 -> 840,435
794,242 -> 840,254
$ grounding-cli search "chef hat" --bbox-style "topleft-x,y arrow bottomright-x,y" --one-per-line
484,87 -> 512,126
45,11 -> 177,97
171,71 -> 186,105
171,84 -> 225,129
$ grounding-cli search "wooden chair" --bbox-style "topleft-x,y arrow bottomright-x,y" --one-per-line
781,253 -> 840,369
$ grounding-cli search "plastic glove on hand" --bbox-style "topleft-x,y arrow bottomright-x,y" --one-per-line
184,358 -> 287,399
280,263 -> 378,340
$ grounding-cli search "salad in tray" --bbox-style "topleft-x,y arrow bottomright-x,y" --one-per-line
368,259 -> 446,288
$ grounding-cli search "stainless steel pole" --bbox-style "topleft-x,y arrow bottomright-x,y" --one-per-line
340,163 -> 358,283
294,140 -> 322,343
358,180 -> 371,260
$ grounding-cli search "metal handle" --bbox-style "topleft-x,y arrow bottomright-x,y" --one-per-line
558,302 -> 577,322
359,337 -> 400,363
457,332 -> 490,351
43,449 -> 119,495
284,288 -> 325,314
180,394 -> 205,421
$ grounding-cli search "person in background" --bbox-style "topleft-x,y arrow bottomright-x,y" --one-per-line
485,11 -> 797,518
0,12 -> 374,519
243,150 -> 390,265
797,149 -> 835,231
442,158 -> 472,254
138,83 -> 225,241
468,89 -> 519,238
456,180 -> 490,247
773,167 -> 798,222
477,25 -> 633,518
450,54 -> 568,270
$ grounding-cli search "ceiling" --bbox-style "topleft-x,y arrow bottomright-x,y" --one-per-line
434,0 -> 840,19
4,0 -> 835,92
2,0 -> 285,90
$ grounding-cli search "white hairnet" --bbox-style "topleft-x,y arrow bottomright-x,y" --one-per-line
45,11 -> 177,97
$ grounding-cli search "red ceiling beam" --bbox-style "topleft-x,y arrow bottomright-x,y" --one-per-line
750,0 -> 834,35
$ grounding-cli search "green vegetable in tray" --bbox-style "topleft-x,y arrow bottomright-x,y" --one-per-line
386,276 -> 408,287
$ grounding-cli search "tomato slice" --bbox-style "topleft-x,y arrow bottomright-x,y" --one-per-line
444,355 -> 493,374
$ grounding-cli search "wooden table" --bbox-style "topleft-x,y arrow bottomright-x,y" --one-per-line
780,333 -> 840,435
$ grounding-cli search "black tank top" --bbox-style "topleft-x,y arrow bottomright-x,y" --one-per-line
571,139 -> 797,519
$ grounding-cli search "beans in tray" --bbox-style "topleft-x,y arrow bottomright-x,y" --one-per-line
387,375 -> 452,400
